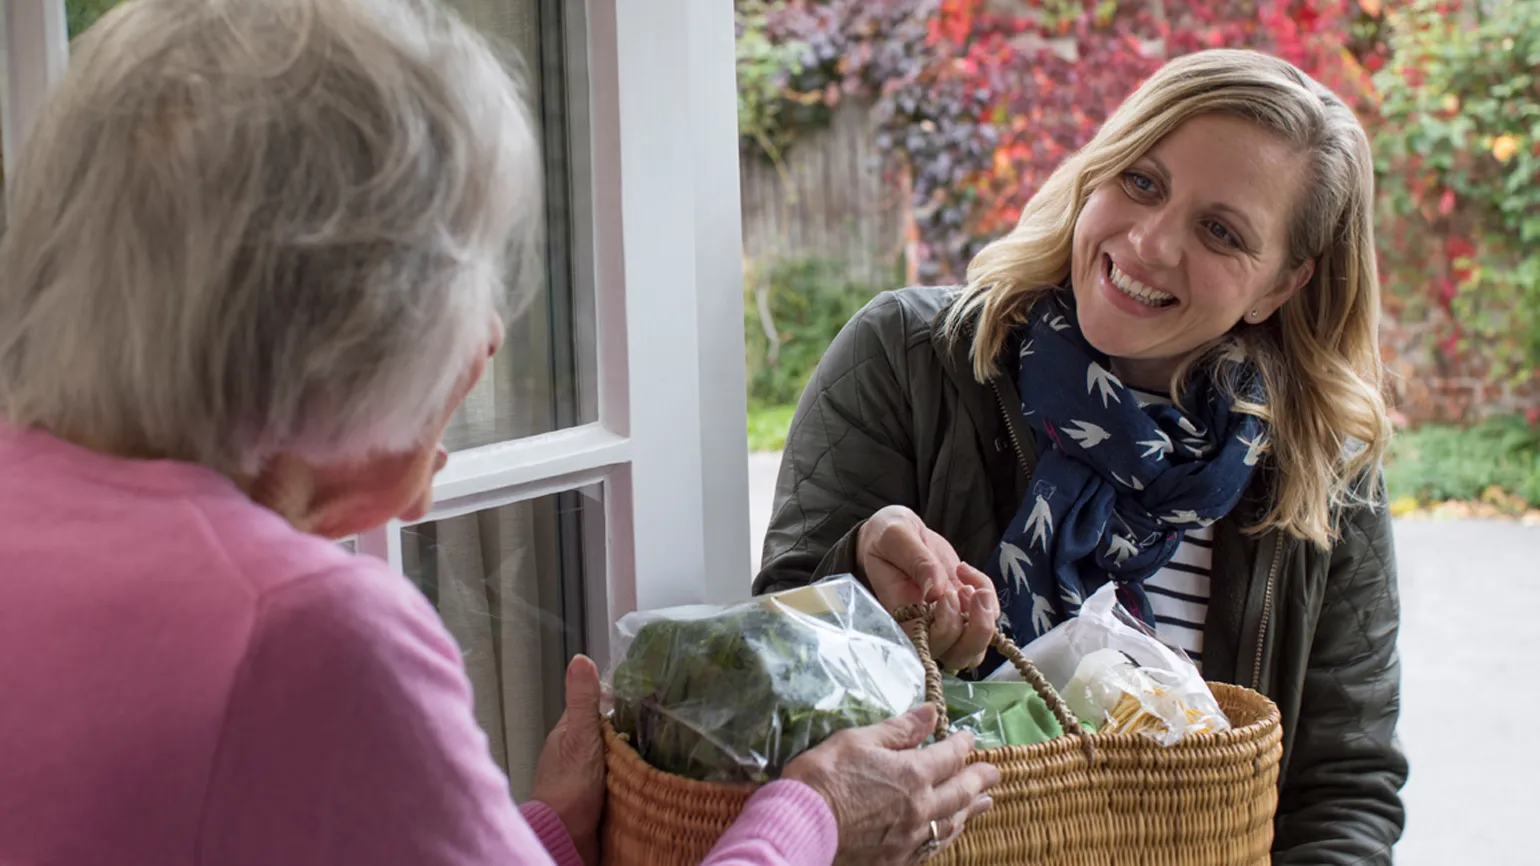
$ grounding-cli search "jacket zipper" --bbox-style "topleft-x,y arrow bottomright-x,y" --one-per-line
990,379 -> 1033,477
1250,532 -> 1285,690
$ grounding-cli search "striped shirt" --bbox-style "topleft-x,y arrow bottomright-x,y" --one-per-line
1128,387 -> 1212,670
1142,525 -> 1212,670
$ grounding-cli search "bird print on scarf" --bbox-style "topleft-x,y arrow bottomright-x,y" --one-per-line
982,292 -> 1268,646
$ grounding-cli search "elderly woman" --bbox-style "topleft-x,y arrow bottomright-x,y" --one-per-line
759,49 -> 1407,864
0,1 -> 998,864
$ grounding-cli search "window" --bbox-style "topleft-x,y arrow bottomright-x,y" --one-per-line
5,0 -> 751,794
440,0 -> 597,450
1,0 -> 69,233
401,490 -> 601,800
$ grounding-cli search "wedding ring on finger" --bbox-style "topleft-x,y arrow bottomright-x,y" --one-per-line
915,818 -> 943,861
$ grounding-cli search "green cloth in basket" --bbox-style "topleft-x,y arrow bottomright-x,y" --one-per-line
942,675 -> 1080,748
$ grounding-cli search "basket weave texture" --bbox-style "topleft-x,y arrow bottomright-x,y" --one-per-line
602,604 -> 1283,865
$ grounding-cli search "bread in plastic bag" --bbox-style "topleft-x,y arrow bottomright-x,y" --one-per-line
985,582 -> 1229,745
606,576 -> 925,782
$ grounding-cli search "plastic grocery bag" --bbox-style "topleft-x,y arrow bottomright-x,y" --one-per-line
606,576 -> 926,782
985,582 -> 1229,745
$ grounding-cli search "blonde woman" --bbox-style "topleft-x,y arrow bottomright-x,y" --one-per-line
0,0 -> 998,863
758,49 -> 1406,862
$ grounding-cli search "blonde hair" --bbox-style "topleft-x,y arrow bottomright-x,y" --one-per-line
945,49 -> 1389,549
0,0 -> 539,476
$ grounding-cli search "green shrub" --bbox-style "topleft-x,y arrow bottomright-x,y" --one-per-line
1373,0 -> 1540,382
1384,417 -> 1540,508
746,403 -> 798,453
743,257 -> 889,409
67,0 -> 121,37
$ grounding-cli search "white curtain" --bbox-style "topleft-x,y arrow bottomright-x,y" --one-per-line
402,503 -> 550,800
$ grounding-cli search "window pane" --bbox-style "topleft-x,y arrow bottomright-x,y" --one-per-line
400,487 -> 599,797
60,0 -> 597,450
1,16 -> 6,229
442,0 -> 596,450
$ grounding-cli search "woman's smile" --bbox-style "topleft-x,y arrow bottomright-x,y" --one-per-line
1101,253 -> 1178,315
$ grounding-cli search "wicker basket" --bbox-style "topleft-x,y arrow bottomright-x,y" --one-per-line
603,604 -> 1283,865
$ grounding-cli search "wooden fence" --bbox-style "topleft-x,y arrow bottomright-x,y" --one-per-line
738,100 -> 907,285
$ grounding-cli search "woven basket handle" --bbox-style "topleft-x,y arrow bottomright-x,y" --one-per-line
892,603 -> 1092,754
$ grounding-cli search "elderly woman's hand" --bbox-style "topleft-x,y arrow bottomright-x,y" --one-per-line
784,704 -> 999,865
856,506 -> 1000,672
530,656 -> 606,866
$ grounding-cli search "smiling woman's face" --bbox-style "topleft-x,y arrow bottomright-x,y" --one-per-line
1069,113 -> 1315,390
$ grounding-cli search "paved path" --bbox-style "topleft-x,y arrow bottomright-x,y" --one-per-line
747,451 -> 1540,862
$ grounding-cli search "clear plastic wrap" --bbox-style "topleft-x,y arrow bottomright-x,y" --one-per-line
606,576 -> 926,782
986,582 -> 1229,745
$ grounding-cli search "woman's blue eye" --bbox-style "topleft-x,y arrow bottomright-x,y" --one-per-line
1206,221 -> 1240,248
1124,172 -> 1157,194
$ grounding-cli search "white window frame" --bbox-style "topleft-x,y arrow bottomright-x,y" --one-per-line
1,0 -> 69,173
1,0 -> 752,668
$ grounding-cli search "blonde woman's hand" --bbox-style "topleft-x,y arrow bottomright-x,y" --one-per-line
855,505 -> 1000,671
784,704 -> 998,865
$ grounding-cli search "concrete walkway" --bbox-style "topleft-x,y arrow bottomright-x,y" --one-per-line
747,451 -> 1540,863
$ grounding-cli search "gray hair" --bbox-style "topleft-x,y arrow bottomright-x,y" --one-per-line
0,0 -> 539,475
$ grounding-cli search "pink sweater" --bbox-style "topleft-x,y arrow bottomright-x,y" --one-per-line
0,426 -> 838,866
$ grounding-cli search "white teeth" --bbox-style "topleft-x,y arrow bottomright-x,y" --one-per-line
1110,261 -> 1175,306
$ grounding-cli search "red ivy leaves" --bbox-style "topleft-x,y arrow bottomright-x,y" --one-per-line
947,0 -> 1383,272
1438,188 -> 1458,217
759,0 -> 1385,281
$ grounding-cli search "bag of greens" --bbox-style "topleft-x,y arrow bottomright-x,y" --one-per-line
606,576 -> 925,783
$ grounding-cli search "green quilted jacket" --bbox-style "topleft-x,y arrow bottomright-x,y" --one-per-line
755,286 -> 1408,864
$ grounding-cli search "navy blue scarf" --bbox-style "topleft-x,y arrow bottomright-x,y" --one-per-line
984,292 -> 1267,646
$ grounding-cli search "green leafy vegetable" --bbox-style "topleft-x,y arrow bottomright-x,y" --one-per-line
610,578 -> 924,782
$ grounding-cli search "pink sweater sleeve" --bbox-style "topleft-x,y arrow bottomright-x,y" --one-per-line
195,563 -> 562,865
700,781 -> 839,866
520,802 -> 582,866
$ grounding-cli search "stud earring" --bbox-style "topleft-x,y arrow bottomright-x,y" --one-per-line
1249,309 -> 1260,320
